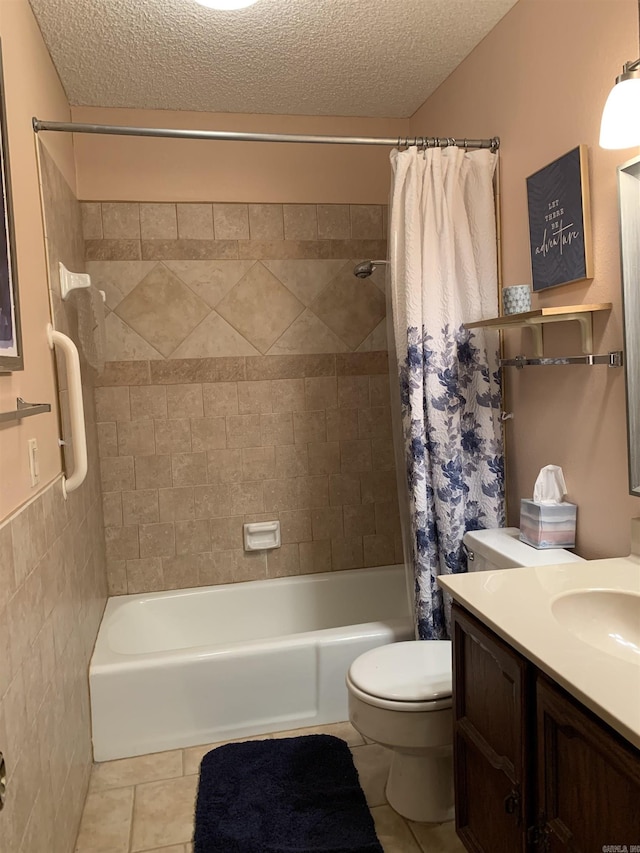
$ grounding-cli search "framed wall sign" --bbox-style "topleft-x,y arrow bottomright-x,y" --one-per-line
0,41 -> 23,371
526,145 -> 593,292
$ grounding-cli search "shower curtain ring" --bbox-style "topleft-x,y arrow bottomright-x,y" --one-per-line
448,137 -> 456,147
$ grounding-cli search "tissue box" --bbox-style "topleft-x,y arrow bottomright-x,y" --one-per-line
519,499 -> 577,549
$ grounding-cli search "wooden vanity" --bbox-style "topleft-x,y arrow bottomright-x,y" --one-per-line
451,603 -> 640,851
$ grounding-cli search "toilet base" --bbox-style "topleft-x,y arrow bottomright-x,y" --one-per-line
385,747 -> 454,823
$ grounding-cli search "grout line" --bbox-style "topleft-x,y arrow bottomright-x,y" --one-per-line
127,784 -> 136,853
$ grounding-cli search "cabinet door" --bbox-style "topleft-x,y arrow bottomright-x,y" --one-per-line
452,605 -> 531,853
537,674 -> 640,851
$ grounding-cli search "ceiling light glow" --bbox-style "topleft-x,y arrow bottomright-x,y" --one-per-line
194,0 -> 259,9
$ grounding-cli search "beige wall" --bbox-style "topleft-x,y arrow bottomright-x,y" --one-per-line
71,107 -> 408,204
0,145 -> 107,853
410,0 -> 640,558
0,0 -> 74,520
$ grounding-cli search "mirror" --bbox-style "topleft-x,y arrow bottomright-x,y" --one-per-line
617,153 -> 640,497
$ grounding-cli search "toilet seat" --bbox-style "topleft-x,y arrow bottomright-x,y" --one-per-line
347,640 -> 452,712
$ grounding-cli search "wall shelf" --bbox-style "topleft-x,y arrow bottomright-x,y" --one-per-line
464,303 -> 612,357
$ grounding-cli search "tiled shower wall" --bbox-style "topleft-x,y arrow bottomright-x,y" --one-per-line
83,202 -> 403,595
0,149 -> 107,853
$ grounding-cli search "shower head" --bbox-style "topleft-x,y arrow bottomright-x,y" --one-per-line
353,260 -> 388,279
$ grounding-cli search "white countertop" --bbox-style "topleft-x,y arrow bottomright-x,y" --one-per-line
439,556 -> 640,749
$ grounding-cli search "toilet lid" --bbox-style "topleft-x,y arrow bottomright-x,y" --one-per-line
348,640 -> 452,702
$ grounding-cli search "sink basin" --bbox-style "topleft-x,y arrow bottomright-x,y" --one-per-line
551,590 -> 640,664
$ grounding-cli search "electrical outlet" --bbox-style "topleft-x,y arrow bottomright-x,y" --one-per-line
28,438 -> 39,487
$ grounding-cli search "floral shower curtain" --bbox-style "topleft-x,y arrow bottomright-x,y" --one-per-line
389,146 -> 505,640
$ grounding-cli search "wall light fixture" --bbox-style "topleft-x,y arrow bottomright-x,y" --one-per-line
599,1 -> 640,148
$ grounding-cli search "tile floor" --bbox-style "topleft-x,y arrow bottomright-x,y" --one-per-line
74,721 -> 466,853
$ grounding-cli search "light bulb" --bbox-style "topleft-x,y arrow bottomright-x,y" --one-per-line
600,72 -> 640,149
194,0 -> 258,9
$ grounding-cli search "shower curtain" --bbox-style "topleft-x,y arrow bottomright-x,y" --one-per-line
389,146 -> 505,640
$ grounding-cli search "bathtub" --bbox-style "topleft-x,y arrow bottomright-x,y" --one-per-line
90,564 -> 412,761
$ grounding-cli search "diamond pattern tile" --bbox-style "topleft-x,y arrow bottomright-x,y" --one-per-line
164,260 -> 255,308
311,263 -> 386,349
263,260 -> 346,306
268,308 -> 348,355
217,261 -> 304,354
115,263 -> 210,357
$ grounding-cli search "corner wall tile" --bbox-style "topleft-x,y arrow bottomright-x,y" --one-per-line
81,203 -> 103,239
105,525 -> 139,561
102,492 -> 123,528
126,558 -> 164,594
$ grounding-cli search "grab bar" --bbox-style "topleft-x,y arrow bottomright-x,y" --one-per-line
47,323 -> 87,498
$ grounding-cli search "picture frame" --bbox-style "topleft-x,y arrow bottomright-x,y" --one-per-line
526,145 -> 593,292
0,41 -> 23,372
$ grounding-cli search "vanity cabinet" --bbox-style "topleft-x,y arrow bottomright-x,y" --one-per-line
452,603 -> 640,852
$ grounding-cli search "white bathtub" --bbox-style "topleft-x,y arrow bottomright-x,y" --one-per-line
90,564 -> 412,761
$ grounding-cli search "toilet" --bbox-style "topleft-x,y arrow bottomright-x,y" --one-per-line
346,527 -> 584,823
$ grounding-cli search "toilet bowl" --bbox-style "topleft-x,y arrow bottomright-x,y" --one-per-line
346,527 -> 585,822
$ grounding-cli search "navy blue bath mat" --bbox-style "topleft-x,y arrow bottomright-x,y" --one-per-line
193,734 -> 383,853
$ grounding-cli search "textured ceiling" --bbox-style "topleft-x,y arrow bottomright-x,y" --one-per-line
28,0 -> 518,118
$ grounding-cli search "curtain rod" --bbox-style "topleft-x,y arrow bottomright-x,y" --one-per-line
32,118 -> 499,151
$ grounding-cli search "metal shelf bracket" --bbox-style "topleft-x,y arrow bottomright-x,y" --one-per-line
500,351 -> 624,369
0,397 -> 52,424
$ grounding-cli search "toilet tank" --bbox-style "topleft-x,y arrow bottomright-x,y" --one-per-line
463,527 -> 585,572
